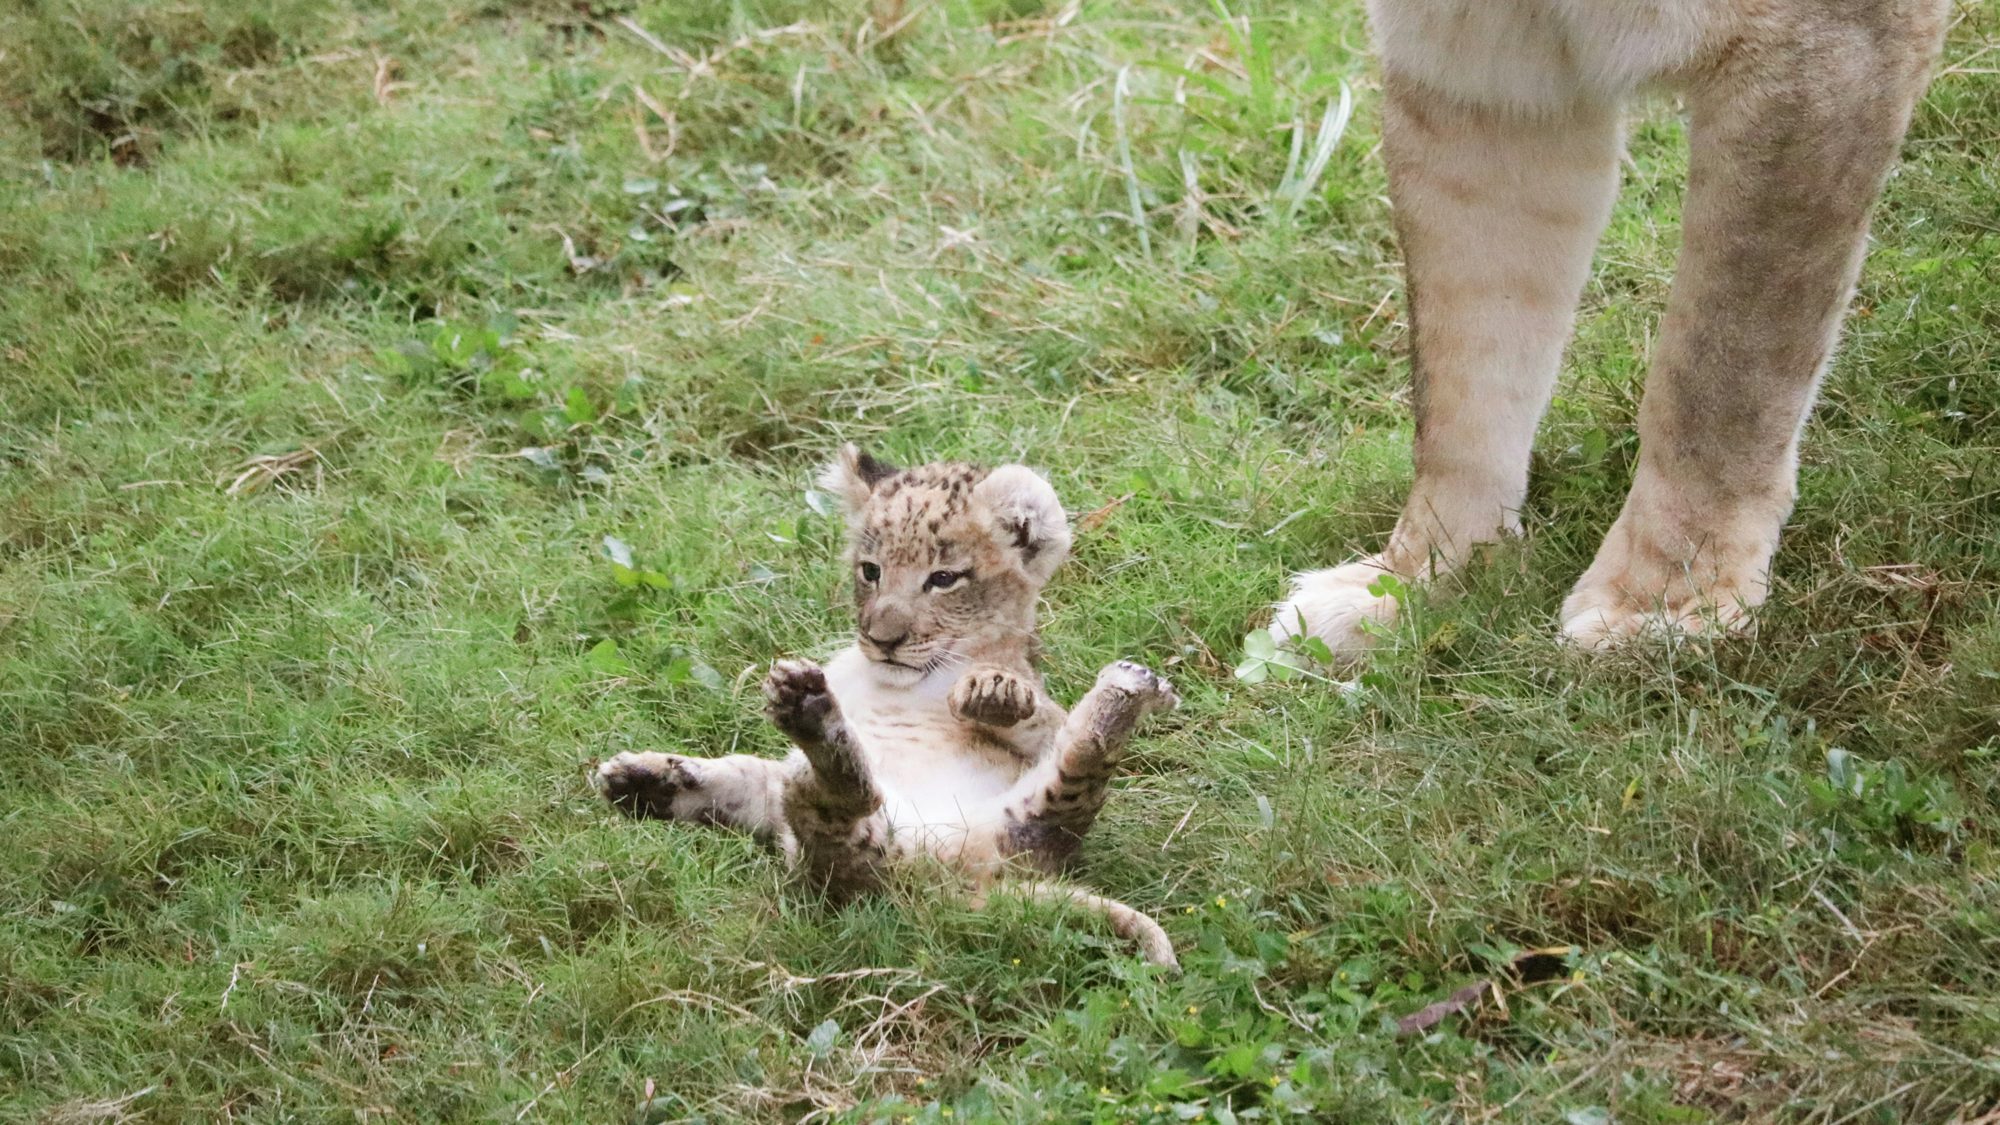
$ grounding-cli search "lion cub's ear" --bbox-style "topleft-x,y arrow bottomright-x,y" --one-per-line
975,465 -> 1070,584
818,443 -> 897,521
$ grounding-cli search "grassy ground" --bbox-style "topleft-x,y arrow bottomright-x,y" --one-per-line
3,0 -> 1997,1120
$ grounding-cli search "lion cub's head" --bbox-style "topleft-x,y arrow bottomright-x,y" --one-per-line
819,444 -> 1070,677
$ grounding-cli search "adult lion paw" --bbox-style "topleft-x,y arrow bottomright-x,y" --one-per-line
1559,499 -> 1773,650
1267,557 -> 1402,660
949,668 -> 1039,728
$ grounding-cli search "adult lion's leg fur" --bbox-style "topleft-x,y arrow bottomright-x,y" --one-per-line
1275,0 -> 1950,655
1560,4 -> 1950,646
1272,74 -> 1623,654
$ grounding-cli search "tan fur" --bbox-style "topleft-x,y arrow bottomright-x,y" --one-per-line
1272,0 -> 1951,653
597,447 -> 1180,968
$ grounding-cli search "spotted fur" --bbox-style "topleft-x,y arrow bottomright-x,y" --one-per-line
596,446 -> 1180,967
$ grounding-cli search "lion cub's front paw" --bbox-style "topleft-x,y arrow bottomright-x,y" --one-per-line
595,750 -> 703,820
949,668 -> 1039,728
763,658 -> 836,743
1096,659 -> 1179,716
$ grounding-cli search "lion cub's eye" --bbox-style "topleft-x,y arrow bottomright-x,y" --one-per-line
858,561 -> 881,583
924,570 -> 967,592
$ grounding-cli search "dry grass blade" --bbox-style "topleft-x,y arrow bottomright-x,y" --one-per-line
1112,65 -> 1152,260
1176,150 -> 1204,246
223,447 -> 321,495
614,15 -> 692,68
1395,980 -> 1491,1037
45,1086 -> 158,1125
1395,947 -> 1576,1036
631,83 -> 679,161
1077,492 -> 1133,534
1281,80 -> 1353,221
370,55 -> 407,105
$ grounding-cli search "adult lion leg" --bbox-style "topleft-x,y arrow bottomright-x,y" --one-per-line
1273,75 -> 1622,655
1560,7 -> 1950,647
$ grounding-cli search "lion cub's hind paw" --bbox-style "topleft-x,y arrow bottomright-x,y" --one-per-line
763,658 -> 836,742
595,750 -> 703,820
1097,659 -> 1179,715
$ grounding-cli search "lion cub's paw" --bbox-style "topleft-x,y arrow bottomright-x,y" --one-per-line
595,750 -> 703,820
949,668 -> 1039,728
763,659 -> 836,742
1096,659 -> 1179,715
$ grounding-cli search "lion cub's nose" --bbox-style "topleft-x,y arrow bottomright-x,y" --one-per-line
865,631 -> 908,653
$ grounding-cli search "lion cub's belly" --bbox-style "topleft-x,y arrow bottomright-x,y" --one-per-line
823,650 -> 1040,842
847,707 -> 1029,829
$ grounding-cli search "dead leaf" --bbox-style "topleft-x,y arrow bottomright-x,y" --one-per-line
371,56 -> 409,105
1396,981 -> 1492,1037
1394,946 -> 1576,1037
1076,492 -> 1133,534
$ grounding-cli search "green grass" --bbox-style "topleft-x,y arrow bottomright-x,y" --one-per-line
3,0 -> 1997,1119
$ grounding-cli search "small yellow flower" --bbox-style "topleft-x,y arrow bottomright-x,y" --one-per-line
1215,895 -> 1227,908
1011,958 -> 1021,965
1186,1005 -> 1199,1015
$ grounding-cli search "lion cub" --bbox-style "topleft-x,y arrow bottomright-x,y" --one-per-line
595,446 -> 1181,967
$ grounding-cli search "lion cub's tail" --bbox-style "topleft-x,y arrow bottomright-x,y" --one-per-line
992,881 -> 1178,970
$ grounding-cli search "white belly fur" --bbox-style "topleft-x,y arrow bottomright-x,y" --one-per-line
820,648 -> 1034,845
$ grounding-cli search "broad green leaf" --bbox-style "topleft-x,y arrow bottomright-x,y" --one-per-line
1366,572 -> 1406,601
1233,658 -> 1270,684
804,1018 -> 840,1058
584,639 -> 630,675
